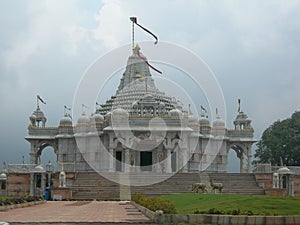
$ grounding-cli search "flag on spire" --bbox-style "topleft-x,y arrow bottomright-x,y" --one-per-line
64,105 -> 71,110
201,105 -> 207,113
130,17 -> 162,74
37,95 -> 46,104
137,50 -> 162,74
238,99 -> 241,112
130,17 -> 158,44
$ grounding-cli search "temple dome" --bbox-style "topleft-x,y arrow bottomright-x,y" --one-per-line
213,117 -> 225,127
277,166 -> 291,174
59,116 -> 72,126
188,114 -> 198,124
0,172 -> 7,180
112,108 -> 129,116
169,109 -> 182,116
33,164 -> 45,172
199,115 -> 210,126
94,113 -> 104,122
77,114 -> 90,124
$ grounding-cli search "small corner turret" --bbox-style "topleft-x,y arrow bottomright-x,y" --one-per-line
29,95 -> 47,127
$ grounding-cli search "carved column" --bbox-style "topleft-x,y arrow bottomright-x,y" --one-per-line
166,149 -> 172,173
181,147 -> 188,172
240,152 -> 244,173
109,148 -> 114,172
30,173 -> 34,196
124,148 -> 130,173
247,154 -> 252,173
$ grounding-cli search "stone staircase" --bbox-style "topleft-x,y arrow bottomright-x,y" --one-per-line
208,173 -> 265,195
71,172 -> 121,200
131,172 -> 199,196
71,172 -> 265,200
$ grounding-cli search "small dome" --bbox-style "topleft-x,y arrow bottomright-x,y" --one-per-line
32,106 -> 46,121
33,164 -> 45,172
112,108 -> 129,116
278,166 -> 291,174
199,115 -> 210,126
77,114 -> 90,124
30,114 -> 36,120
234,111 -> 248,122
0,172 -> 7,180
169,109 -> 182,116
59,116 -> 72,126
213,117 -> 225,127
94,113 -> 104,122
188,114 -> 198,123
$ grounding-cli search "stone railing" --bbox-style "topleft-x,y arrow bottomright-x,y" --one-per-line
28,126 -> 58,136
227,129 -> 254,138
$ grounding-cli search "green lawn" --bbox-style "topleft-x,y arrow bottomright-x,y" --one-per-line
0,196 -> 13,200
160,193 -> 300,215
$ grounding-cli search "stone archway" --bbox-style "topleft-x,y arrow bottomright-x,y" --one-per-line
227,143 -> 252,173
29,140 -> 58,165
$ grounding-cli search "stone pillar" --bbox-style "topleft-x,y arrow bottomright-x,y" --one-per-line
288,174 -> 295,196
247,154 -> 252,173
181,148 -> 188,172
124,149 -> 130,173
109,148 -> 114,172
166,149 -> 172,173
41,173 -> 46,196
30,173 -> 34,196
29,143 -> 37,164
239,153 -> 244,173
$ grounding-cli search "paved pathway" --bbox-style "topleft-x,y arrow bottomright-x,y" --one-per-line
0,201 -> 152,224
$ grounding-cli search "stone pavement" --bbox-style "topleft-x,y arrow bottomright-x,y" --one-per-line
0,201 -> 153,224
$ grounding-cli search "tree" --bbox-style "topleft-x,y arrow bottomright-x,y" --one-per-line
254,111 -> 300,166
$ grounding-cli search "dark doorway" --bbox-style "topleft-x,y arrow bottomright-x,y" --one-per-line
140,152 -> 152,171
171,151 -> 176,172
116,151 -> 122,172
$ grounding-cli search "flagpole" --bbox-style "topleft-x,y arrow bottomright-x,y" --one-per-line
37,95 -> 39,108
130,17 -> 136,52
132,18 -> 134,52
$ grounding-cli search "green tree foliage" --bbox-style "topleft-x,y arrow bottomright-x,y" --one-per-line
254,111 -> 300,166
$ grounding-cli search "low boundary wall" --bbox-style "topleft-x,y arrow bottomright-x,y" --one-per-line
132,202 -> 300,225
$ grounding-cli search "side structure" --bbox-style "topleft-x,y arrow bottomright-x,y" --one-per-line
25,45 -> 256,174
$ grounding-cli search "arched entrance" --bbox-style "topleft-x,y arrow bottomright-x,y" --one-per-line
227,143 -> 252,173
40,146 -> 57,170
227,149 -> 240,172
28,140 -> 58,165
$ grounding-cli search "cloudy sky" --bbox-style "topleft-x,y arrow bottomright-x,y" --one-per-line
0,0 -> 299,171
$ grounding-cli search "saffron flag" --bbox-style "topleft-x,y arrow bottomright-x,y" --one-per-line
137,51 -> 162,74
37,95 -> 46,104
130,17 -> 158,44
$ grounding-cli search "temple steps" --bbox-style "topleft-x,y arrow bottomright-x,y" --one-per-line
208,173 -> 265,195
71,172 -> 265,200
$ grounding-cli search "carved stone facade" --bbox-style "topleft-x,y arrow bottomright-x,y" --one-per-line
25,45 -> 256,173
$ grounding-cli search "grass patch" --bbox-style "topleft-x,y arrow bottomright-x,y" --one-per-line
159,193 -> 300,215
0,196 -> 13,200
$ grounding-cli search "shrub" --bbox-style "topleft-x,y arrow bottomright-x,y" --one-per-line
132,193 -> 177,214
0,196 -> 42,206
